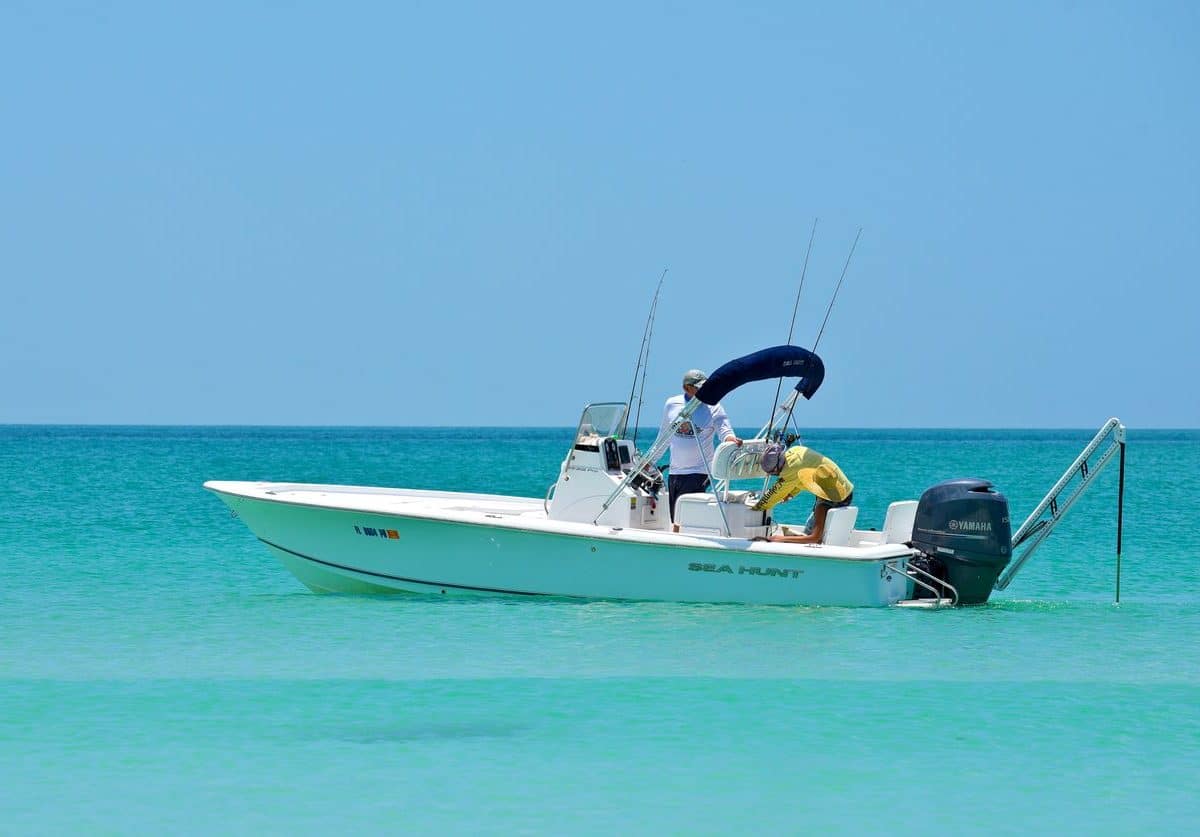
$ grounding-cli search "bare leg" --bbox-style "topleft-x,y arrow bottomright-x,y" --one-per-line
807,503 -> 831,542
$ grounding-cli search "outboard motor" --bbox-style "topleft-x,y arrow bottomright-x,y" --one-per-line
910,478 -> 1012,605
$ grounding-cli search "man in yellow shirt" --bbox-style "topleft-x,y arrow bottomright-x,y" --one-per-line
752,444 -> 854,544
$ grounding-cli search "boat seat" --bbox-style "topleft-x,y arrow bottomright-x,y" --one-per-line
822,506 -> 859,546
882,500 -> 919,544
711,439 -> 770,480
675,491 -> 764,537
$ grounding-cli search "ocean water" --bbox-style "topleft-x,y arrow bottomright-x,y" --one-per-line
2,426 -> 1198,834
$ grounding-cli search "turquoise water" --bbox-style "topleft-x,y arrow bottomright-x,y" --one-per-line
2,426 -> 1198,833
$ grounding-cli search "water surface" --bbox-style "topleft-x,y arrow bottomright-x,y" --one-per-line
2,427 -> 1197,833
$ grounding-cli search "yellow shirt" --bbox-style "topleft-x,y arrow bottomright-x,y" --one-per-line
752,445 -> 853,512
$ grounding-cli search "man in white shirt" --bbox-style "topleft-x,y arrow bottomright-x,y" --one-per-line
661,368 -> 741,531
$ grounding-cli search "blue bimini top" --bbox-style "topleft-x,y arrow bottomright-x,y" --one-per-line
695,345 -> 825,406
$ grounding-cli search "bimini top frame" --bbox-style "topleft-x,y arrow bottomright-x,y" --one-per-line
593,345 -> 825,524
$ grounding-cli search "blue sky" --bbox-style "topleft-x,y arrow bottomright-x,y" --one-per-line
2,2 -> 1197,427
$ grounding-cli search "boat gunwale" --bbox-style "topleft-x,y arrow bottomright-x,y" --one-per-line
205,480 -> 916,564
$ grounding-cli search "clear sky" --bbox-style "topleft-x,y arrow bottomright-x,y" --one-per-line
2,1 -> 1197,427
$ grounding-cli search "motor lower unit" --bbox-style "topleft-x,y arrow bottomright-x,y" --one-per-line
909,478 -> 1013,605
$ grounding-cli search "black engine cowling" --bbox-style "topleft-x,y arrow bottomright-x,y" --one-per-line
910,478 -> 1012,605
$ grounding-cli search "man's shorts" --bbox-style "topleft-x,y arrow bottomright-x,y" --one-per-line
813,492 -> 854,513
804,492 -> 854,534
668,472 -> 711,521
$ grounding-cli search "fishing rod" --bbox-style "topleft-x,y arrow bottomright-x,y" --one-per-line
813,227 -> 862,352
767,218 -> 819,437
622,268 -> 667,444
774,227 -> 863,442
631,275 -> 664,447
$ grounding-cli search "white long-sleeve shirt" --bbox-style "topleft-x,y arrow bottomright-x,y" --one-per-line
660,394 -> 734,476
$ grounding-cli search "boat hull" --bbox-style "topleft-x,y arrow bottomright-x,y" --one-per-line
207,482 -> 914,606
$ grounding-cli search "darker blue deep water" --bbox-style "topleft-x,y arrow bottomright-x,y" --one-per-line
1,426 -> 1197,833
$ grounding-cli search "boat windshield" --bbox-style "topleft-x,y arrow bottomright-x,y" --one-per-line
573,402 -> 628,444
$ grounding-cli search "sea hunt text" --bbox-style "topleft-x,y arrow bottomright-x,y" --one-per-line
688,562 -> 804,579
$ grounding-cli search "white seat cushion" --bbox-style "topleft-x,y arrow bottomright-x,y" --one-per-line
883,501 -> 919,544
822,506 -> 859,546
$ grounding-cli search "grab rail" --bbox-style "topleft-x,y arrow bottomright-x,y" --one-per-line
889,559 -> 959,606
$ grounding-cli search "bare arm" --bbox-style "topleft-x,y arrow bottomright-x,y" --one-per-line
765,533 -> 819,544
766,504 -> 829,544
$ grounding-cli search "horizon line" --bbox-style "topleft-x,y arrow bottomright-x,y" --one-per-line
1,422 -> 1193,432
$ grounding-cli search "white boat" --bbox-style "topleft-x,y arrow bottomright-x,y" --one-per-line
206,346 -> 1127,607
